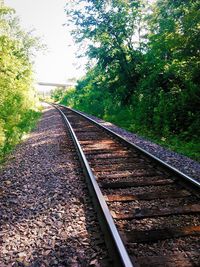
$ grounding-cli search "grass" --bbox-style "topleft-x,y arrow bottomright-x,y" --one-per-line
115,123 -> 200,163
51,99 -> 200,163
0,109 -> 42,165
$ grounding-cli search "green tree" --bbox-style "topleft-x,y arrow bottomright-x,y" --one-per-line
0,5 -> 41,159
62,0 -> 200,160
66,0 -> 147,105
138,0 -> 200,135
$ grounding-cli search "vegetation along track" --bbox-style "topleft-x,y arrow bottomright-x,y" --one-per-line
55,104 -> 200,267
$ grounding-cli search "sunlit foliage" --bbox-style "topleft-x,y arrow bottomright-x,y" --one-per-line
56,0 -> 200,160
0,6 -> 40,160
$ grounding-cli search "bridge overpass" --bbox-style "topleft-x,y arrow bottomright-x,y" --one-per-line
37,82 -> 77,88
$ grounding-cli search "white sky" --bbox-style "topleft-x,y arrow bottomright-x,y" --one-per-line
5,0 -> 86,90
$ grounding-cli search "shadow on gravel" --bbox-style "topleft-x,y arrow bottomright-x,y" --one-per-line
0,107 -> 110,266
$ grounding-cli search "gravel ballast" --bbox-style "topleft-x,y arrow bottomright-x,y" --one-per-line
0,104 -> 110,267
78,111 -> 200,181
62,107 -> 200,266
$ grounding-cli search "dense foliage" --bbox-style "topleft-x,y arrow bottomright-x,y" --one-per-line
0,6 -> 40,161
53,0 -> 200,160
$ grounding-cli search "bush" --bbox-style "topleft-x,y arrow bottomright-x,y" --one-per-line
0,6 -> 41,161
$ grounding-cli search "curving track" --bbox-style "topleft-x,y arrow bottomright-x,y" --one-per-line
55,104 -> 200,267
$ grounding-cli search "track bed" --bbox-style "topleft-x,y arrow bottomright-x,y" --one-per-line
60,106 -> 200,267
0,105 -> 110,267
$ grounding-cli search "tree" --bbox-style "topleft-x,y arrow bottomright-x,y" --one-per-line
0,5 -> 41,159
62,0 -> 200,160
66,0 -> 147,104
140,0 -> 200,134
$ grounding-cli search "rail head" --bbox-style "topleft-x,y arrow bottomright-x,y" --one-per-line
53,104 -> 135,267
58,104 -> 200,190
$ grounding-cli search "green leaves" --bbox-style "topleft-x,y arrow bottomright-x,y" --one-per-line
62,0 -> 200,160
0,5 -> 40,160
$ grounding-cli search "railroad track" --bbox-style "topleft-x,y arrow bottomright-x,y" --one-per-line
54,104 -> 200,267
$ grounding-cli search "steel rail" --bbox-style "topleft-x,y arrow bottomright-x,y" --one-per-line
58,104 -> 200,190
53,104 -> 135,267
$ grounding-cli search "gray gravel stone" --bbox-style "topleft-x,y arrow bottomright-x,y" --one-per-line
0,104 -> 110,266
78,111 -> 200,181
